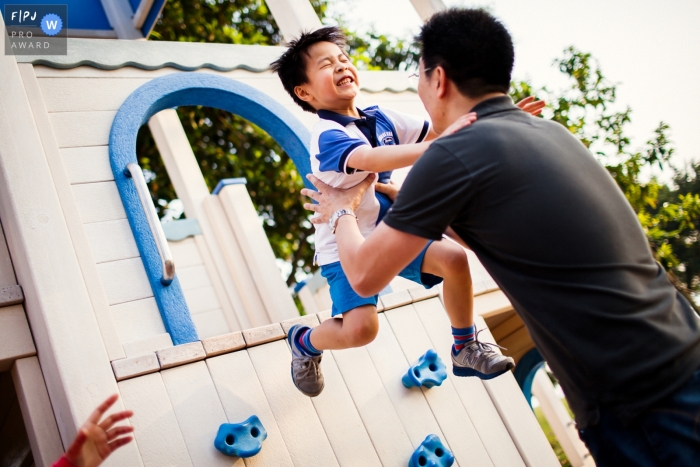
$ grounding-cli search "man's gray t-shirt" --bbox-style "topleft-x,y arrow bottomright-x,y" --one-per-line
383,96 -> 700,428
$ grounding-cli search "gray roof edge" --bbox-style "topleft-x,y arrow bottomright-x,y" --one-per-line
15,38 -> 286,72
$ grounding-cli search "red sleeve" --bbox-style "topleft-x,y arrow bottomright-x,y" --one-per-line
53,456 -> 78,467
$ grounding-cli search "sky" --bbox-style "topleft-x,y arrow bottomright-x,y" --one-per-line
327,0 -> 700,183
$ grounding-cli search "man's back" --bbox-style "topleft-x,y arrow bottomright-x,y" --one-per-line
384,96 -> 700,427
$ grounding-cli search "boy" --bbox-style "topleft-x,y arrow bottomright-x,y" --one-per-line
272,27 -> 536,396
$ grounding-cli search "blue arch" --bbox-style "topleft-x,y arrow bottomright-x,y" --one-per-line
109,72 -> 312,344
513,347 -> 545,408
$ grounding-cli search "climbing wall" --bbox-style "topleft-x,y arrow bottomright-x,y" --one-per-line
115,287 -> 559,467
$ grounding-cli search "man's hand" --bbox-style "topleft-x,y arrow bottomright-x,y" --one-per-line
64,394 -> 134,467
516,96 -> 545,116
375,179 -> 399,201
302,173 -> 376,224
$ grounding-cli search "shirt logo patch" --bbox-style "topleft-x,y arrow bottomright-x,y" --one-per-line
378,131 -> 395,146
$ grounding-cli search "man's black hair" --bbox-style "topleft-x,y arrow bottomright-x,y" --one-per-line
270,26 -> 348,113
416,8 -> 514,98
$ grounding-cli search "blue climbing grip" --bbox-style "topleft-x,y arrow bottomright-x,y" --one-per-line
409,434 -> 455,467
402,349 -> 447,388
214,415 -> 267,458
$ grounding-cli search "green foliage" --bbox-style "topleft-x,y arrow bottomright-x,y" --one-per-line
534,406 -> 572,467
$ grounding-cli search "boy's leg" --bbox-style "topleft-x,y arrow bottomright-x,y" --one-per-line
420,240 -> 514,379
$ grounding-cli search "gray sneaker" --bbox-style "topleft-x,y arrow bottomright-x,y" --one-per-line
452,332 -> 515,380
287,325 -> 325,397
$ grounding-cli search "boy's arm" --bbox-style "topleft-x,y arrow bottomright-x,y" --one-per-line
347,112 -> 476,173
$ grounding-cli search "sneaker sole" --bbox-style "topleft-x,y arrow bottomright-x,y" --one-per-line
452,364 -> 514,380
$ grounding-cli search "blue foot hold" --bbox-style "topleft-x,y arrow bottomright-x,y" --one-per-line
402,349 -> 447,388
409,434 -> 455,467
214,415 -> 267,458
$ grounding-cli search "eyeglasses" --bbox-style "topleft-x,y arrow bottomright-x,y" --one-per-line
408,67 -> 433,87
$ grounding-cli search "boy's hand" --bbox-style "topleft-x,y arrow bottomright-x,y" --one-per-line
515,96 -> 545,116
375,180 -> 399,201
64,394 -> 134,467
437,112 -> 477,139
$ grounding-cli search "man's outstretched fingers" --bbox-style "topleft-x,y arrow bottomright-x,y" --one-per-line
301,188 -> 320,201
306,173 -> 332,191
303,203 -> 320,212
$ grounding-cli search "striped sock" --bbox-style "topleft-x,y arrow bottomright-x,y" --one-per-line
296,328 -> 322,357
452,325 -> 476,355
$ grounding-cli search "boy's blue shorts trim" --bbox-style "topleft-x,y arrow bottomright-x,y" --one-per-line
320,241 -> 443,317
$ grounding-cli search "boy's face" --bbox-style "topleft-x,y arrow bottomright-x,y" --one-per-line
294,41 -> 360,112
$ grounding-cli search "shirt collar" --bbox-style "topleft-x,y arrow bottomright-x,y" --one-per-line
317,108 -> 372,127
469,95 -> 519,118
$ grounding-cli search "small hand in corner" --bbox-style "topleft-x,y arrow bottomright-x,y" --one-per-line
515,96 -> 546,116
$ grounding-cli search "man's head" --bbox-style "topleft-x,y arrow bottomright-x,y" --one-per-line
271,26 -> 360,114
415,8 -> 514,131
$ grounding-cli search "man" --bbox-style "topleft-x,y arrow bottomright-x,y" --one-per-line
302,8 -> 700,466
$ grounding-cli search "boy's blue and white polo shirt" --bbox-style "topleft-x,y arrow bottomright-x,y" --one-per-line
310,105 -> 429,266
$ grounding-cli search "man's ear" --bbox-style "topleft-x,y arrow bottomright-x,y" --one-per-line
433,66 -> 448,99
294,85 -> 314,103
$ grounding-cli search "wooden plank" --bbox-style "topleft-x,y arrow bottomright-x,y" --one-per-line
111,297 -> 167,345
60,146 -> 113,185
218,185 -> 298,322
169,237 -> 203,269
0,285 -> 23,307
49,110 -> 116,148
111,353 -> 160,381
408,285 -> 441,303
72,181 -> 127,224
207,351 -> 295,467
0,53 -> 137,461
385,305 -> 494,467
532,371 -> 593,467
365,313 -> 448,448
38,77 -> 149,112
183,286 -> 221,315
201,331 -> 245,357
119,372 -> 194,467
243,323 -> 285,347
247,340 -> 339,467
475,316 -> 560,467
378,289 -> 413,310
84,219 -> 139,264
191,309 -> 230,340
203,195 -> 267,328
97,257 -> 153,305
280,314 -> 320,335
18,64 -> 125,362
157,342 -> 206,370
0,305 -> 36,372
193,235 -> 241,332
162,361 -> 241,467
511,346 -> 536,366
0,220 -> 17,288
485,308 -> 516,333
474,291 -> 513,318
413,298 -> 525,467
491,312 -> 525,342
307,349 -> 382,467
499,327 -> 534,358
122,333 -> 173,358
331,345 -> 414,466
11,357 -> 64,467
177,264 -> 213,291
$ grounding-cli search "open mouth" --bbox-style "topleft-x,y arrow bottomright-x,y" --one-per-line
336,76 -> 354,87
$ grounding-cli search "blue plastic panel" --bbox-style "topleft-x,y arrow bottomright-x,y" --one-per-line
109,72 -> 312,344
0,0 -> 112,30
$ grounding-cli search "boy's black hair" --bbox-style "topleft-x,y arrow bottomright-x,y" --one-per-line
416,8 -> 514,98
270,26 -> 348,113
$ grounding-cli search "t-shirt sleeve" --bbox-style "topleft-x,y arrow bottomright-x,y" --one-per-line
316,129 -> 368,174
383,143 -> 473,240
380,107 -> 430,144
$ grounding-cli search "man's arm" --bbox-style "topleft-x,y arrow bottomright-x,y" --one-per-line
334,218 -> 429,296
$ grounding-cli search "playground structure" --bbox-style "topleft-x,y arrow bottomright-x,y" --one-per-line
0,1 -> 593,466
